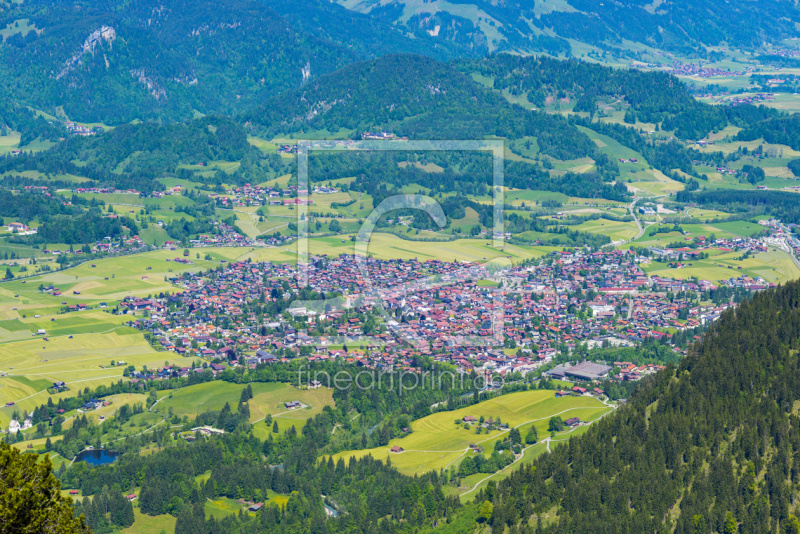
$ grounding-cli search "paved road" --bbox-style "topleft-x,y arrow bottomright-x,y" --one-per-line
629,199 -> 644,240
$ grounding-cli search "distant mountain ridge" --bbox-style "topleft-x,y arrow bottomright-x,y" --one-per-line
0,0 -> 467,123
338,0 -> 800,58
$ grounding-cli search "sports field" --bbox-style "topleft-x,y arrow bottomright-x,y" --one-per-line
330,390 -> 613,477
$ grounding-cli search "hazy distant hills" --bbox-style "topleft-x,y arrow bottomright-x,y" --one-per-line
337,0 -> 800,57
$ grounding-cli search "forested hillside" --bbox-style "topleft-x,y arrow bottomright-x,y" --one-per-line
455,280 -> 800,533
339,0 -> 800,58
0,0 -> 459,123
0,116 -> 259,192
246,54 -> 597,161
460,55 -> 780,141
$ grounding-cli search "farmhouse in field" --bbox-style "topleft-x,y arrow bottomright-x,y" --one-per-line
390,445 -> 404,453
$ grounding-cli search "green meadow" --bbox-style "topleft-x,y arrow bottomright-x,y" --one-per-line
330,390 -> 613,477
157,381 -> 334,426
642,249 -> 800,283
0,329 -> 185,428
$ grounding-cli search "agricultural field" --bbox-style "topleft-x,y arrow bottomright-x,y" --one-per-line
120,508 -> 176,534
574,218 -> 639,242
0,247 -> 248,302
156,381 -> 334,427
0,130 -> 21,155
0,328 -> 184,428
697,93 -> 800,114
642,249 -> 800,284
330,390 -> 613,478
237,234 -> 553,264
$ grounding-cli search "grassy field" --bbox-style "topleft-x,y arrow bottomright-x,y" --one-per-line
120,508 -> 176,534
642,249 -> 800,283
157,381 -> 334,426
0,248 -> 251,302
245,234 -> 554,265
574,218 -> 639,242
0,329 -> 185,427
0,131 -> 21,155
0,18 -> 38,40
330,390 -> 612,477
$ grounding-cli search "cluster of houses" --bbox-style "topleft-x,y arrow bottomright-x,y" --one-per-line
73,187 -> 141,195
278,144 -> 298,154
158,222 -> 282,249
71,186 -> 187,198
701,93 -> 776,107
80,398 -> 108,411
122,249 -> 748,380
6,417 -> 32,434
210,184 -> 327,209
5,222 -> 36,235
665,61 -> 744,78
361,131 -> 406,140
758,218 -> 800,262
64,122 -> 104,136
40,235 -> 148,257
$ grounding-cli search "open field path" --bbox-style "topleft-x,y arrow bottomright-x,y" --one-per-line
458,401 -> 618,497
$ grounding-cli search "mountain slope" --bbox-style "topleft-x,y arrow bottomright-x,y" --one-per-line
245,54 -> 596,160
0,0 -> 465,123
340,0 -> 800,58
455,280 -> 800,532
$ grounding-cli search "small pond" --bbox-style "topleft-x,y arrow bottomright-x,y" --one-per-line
74,449 -> 119,466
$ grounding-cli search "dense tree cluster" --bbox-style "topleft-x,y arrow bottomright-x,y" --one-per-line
677,189 -> 800,224
0,440 -> 90,533
466,280 -> 800,533
34,210 -> 139,245
64,415 -> 461,534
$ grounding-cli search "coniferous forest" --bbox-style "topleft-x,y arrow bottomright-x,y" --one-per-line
468,280 -> 800,533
